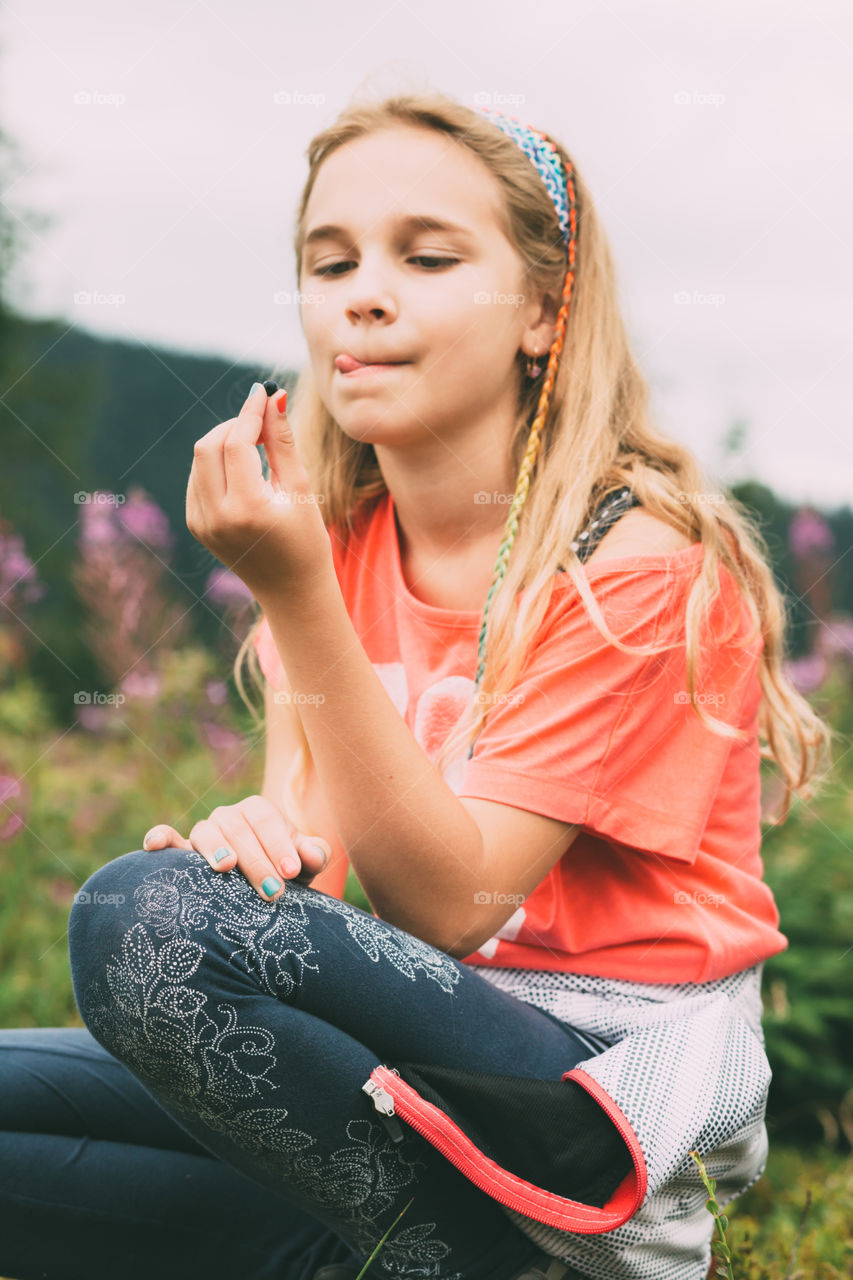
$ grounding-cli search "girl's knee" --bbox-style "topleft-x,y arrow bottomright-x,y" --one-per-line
68,847 -> 193,973
71,846 -> 186,916
68,847 -> 201,1039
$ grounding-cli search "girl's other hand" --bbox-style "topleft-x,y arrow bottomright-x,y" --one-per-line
141,795 -> 331,901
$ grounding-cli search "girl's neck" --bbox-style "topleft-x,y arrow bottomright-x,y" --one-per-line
387,471 -> 516,556
392,500 -> 504,611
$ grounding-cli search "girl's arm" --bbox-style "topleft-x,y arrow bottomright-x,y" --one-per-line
258,572 -> 578,955
186,388 -> 576,951
260,673 -> 349,899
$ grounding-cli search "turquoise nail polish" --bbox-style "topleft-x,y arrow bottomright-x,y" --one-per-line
248,381 -> 262,396
213,847 -> 231,863
261,876 -> 282,898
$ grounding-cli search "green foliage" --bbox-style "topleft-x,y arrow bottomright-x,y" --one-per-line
759,670 -> 853,1147
0,314 -> 295,720
345,862 -> 374,913
0,647 -> 258,1027
691,1151 -> 734,1279
723,1143 -> 853,1277
354,1197 -> 415,1278
0,673 -> 55,739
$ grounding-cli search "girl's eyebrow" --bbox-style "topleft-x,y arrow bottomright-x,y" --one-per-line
303,214 -> 476,250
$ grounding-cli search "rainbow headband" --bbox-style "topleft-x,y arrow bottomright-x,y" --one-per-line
468,104 -> 571,251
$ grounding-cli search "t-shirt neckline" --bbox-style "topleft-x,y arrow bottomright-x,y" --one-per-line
384,490 -> 704,624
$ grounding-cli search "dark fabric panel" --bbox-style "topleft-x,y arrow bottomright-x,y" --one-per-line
394,1061 -> 634,1208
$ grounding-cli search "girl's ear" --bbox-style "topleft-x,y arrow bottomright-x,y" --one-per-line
523,288 -> 559,355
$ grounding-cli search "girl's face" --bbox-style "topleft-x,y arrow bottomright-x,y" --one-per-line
298,125 -> 544,454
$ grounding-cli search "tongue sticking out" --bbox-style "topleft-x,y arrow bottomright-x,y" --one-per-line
335,354 -> 367,373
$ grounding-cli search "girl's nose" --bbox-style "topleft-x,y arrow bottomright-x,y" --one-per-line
341,261 -> 398,323
344,287 -> 397,323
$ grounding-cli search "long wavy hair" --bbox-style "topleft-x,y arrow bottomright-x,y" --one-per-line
234,88 -> 834,836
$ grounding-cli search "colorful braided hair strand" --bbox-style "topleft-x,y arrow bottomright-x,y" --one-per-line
464,105 -> 578,758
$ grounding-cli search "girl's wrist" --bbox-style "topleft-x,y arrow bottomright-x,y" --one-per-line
253,543 -> 336,618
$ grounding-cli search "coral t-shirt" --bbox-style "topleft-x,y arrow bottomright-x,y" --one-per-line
253,490 -> 788,984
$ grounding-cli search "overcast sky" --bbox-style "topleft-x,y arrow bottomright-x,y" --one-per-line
1,0 -> 851,506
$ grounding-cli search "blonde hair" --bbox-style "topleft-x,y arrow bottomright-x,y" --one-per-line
234,87 -> 833,833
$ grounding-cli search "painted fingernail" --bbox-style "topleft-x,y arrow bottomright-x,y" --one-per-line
261,876 -> 282,898
263,380 -> 278,396
142,829 -> 159,850
248,382 -> 262,396
280,856 -> 301,877
276,390 -> 288,415
307,843 -> 328,867
213,847 -> 232,863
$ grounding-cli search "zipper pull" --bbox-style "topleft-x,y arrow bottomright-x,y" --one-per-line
362,1076 -> 405,1144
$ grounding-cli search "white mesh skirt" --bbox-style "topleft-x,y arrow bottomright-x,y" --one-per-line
463,960 -> 770,1280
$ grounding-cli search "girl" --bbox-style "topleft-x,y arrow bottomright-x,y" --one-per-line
2,90 -> 832,1280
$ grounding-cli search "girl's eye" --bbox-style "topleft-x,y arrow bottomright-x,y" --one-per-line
312,256 -> 459,277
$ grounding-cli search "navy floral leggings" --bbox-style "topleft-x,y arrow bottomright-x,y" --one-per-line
1,847 -> 603,1280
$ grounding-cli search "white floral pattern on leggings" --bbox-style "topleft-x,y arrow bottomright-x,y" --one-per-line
76,853 -> 464,1277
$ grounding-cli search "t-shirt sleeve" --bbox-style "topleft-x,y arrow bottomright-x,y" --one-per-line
457,560 -> 762,865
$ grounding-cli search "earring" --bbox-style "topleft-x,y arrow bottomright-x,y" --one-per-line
525,349 -> 543,378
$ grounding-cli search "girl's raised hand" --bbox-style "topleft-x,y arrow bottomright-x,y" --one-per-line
141,795 -> 331,901
185,383 -> 331,604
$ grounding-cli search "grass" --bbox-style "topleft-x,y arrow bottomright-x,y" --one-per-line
0,1142 -> 849,1278
719,1141 -> 853,1277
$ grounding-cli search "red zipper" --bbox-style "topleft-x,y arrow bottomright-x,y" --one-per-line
362,1064 -> 647,1234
